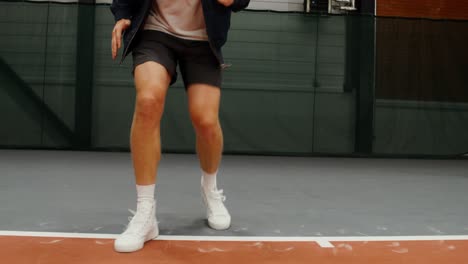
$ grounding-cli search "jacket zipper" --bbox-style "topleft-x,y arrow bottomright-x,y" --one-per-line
207,40 -> 231,69
201,0 -> 231,70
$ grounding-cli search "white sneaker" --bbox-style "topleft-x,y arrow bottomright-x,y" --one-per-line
201,184 -> 231,230
114,200 -> 159,253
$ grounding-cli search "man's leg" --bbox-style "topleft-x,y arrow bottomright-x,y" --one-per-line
131,62 -> 171,185
114,61 -> 171,253
187,84 -> 230,230
187,84 -> 223,174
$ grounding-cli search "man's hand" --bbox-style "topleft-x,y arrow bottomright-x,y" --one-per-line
217,0 -> 234,7
111,19 -> 131,60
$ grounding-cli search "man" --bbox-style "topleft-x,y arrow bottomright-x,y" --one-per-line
110,0 -> 249,253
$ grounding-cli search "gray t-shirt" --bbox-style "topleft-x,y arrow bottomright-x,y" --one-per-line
144,0 -> 208,41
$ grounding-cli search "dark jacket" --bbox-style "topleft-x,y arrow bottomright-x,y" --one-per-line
110,0 -> 250,66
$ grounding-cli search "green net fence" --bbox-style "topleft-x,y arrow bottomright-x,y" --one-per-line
1,1 -> 467,157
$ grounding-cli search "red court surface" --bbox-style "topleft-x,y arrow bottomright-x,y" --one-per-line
1,235 -> 467,264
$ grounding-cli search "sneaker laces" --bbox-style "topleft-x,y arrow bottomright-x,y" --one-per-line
123,202 -> 153,235
205,188 -> 228,217
211,189 -> 227,202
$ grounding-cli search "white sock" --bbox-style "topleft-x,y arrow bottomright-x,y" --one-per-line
136,184 -> 155,203
202,170 -> 218,191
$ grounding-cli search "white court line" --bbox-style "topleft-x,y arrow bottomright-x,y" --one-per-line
1,230 -> 468,248
315,238 -> 335,248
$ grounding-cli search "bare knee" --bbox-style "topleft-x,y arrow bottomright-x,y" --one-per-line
191,111 -> 220,139
134,91 -> 165,125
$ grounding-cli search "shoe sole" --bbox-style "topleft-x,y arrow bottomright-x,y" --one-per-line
114,223 -> 159,253
208,219 -> 231,230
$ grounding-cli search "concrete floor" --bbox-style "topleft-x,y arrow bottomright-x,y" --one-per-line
0,149 -> 467,237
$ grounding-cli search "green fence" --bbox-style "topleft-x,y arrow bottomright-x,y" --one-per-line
1,1 -> 467,157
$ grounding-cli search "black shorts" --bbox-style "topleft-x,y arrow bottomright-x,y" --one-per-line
132,30 -> 222,88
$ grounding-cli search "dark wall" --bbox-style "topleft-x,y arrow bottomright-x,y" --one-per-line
376,19 -> 468,103
357,0 -> 375,15
377,0 -> 468,20
373,17 -> 468,155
